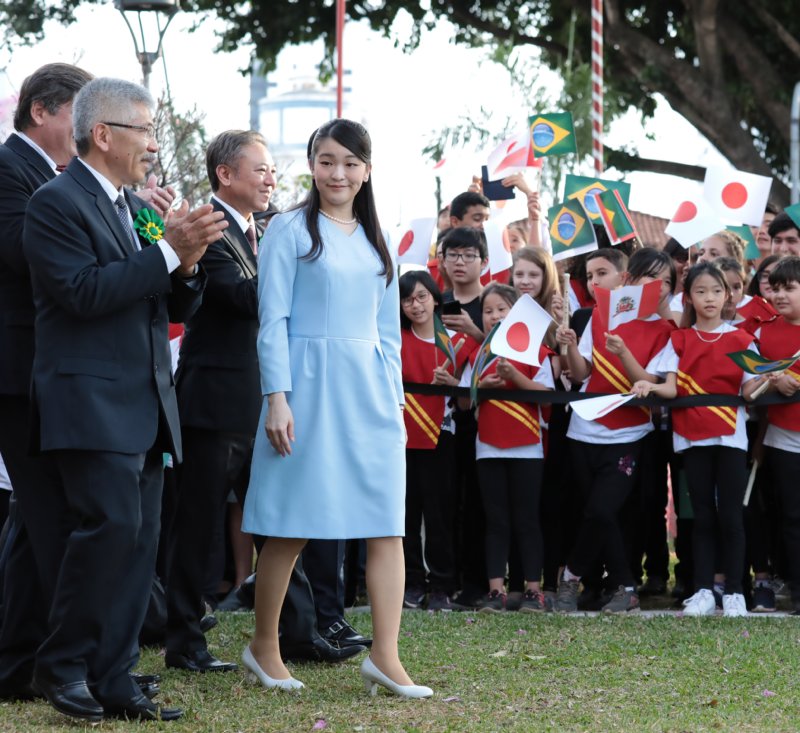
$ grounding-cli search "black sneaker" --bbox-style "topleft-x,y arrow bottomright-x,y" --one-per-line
426,591 -> 453,612
476,589 -> 507,613
602,586 -> 641,615
555,575 -> 580,613
751,585 -> 777,613
519,589 -> 546,613
403,587 -> 426,609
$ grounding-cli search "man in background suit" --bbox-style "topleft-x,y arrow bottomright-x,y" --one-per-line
23,77 -> 227,723
165,130 -> 365,671
0,63 -> 92,700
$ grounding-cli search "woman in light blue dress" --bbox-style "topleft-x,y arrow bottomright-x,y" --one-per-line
241,119 -> 432,699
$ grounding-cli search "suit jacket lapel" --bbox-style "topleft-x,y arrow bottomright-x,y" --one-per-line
211,200 -> 257,277
66,159 -> 137,257
6,133 -> 56,185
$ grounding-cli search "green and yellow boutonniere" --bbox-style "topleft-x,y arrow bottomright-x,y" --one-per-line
133,208 -> 165,245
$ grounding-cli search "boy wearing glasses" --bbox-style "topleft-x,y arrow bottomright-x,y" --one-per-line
440,227 -> 487,342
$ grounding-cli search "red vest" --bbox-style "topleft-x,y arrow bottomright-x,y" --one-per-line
401,328 -> 473,449
671,328 -> 753,441
474,347 -> 550,448
736,296 -> 777,335
586,314 -> 674,429
427,259 -> 445,292
758,317 -> 800,432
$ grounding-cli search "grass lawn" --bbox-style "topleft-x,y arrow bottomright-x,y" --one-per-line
2,610 -> 798,732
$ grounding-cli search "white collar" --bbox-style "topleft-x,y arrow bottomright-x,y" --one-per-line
212,194 -> 251,234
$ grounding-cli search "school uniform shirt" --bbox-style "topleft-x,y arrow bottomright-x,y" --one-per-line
757,317 -> 800,454
401,327 -> 473,449
656,323 -> 757,453
567,313 -> 672,445
459,352 -> 554,460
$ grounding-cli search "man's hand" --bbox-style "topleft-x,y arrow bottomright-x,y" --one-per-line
164,201 -> 228,275
137,174 -> 177,218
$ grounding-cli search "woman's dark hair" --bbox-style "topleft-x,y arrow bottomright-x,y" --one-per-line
750,254 -> 781,296
300,119 -> 393,283
481,282 -> 519,309
627,248 -> 677,294
398,270 -> 442,330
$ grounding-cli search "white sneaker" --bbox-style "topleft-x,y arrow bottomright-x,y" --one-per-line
722,593 -> 748,618
682,588 -> 716,616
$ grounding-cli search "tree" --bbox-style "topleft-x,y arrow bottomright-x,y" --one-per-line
5,1 -> 797,203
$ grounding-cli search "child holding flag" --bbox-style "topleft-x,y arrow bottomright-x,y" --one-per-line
459,284 -> 554,612
632,261 -> 763,617
555,248 -> 675,614
399,271 -> 472,611
754,256 -> 800,614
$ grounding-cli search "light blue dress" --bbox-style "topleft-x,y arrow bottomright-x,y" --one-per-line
242,210 -> 406,539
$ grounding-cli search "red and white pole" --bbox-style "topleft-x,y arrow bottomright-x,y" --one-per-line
336,0 -> 345,117
591,0 -> 603,174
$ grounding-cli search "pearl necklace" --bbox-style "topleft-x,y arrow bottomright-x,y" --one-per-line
694,327 -> 723,344
320,209 -> 357,225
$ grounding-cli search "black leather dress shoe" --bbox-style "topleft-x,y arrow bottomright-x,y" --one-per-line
200,613 -> 218,633
131,671 -> 161,685
217,574 -> 256,612
103,692 -> 183,721
33,677 -> 103,722
323,620 -> 373,649
138,681 -> 160,700
164,649 -> 238,673
281,636 -> 367,663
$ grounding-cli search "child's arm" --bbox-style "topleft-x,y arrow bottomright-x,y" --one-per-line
605,332 -> 658,384
556,326 -> 590,383
631,373 -> 677,399
495,358 -> 551,391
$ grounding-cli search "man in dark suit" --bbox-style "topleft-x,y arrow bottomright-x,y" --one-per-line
165,130 -> 365,671
0,63 -> 92,700
23,77 -> 227,723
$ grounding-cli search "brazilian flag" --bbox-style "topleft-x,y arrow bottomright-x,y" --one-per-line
433,313 -> 457,366
726,225 -> 759,261
548,199 -> 598,262
727,349 -> 800,375
528,112 -> 576,158
564,175 -> 632,222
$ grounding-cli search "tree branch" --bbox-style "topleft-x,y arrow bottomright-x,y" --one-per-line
604,147 -> 705,180
744,0 -> 800,62
689,0 -> 725,91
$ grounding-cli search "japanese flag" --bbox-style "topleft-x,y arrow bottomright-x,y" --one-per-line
594,281 -> 662,332
665,196 -> 725,248
484,219 -> 513,275
490,293 -> 554,366
703,166 -> 773,226
571,393 -> 636,421
485,129 -> 543,181
395,217 -> 436,266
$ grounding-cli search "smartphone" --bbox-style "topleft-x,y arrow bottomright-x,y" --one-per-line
442,300 -> 463,316
481,165 -> 515,201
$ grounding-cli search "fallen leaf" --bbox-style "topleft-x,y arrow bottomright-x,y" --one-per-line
762,689 -> 777,697
706,699 -> 718,707
490,650 -> 508,658
524,655 -> 547,661
312,720 -> 327,730
442,696 -> 461,703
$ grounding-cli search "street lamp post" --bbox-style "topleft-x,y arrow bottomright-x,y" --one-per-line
114,0 -> 180,89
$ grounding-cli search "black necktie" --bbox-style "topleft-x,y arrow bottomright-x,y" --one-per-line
114,195 -> 138,249
245,225 -> 257,255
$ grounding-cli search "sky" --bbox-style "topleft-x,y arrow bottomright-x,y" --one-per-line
0,3 -> 730,226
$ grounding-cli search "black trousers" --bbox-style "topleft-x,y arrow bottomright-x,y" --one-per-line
165,427 -> 253,654
303,539 -> 344,631
0,395 -> 70,688
682,446 -> 747,594
404,432 -> 457,592
765,446 -> 800,592
36,448 -> 163,706
477,458 -> 543,582
567,439 -> 643,588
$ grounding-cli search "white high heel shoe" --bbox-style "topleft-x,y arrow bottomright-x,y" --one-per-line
360,656 -> 432,699
241,645 -> 304,691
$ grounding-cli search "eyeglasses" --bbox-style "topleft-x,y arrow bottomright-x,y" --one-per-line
102,121 -> 156,140
445,251 -> 479,263
401,291 -> 432,308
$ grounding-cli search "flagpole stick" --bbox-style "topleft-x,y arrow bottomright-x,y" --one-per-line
560,272 -> 571,357
751,374 -> 773,400
743,460 -> 758,507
